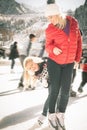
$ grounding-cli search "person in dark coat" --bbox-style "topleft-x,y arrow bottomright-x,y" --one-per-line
9,41 -> 19,72
78,57 -> 87,92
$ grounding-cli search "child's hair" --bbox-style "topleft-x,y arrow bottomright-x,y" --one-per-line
23,57 -> 33,71
23,57 -> 34,83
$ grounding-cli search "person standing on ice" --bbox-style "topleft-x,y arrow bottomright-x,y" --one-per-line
44,0 -> 82,129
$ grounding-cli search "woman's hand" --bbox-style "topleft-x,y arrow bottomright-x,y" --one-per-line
53,47 -> 62,55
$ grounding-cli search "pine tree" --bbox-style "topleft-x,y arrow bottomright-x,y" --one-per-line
84,0 -> 87,5
47,0 -> 55,4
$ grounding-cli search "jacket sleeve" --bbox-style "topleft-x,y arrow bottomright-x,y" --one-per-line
45,28 -> 55,55
75,29 -> 82,62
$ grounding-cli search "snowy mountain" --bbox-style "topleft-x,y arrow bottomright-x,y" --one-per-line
0,0 -> 35,14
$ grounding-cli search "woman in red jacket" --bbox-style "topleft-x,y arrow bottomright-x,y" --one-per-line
45,0 -> 82,129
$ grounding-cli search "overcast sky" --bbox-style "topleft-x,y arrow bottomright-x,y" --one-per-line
16,0 -> 85,11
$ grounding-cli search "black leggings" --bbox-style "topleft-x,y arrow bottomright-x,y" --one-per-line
11,59 -> 15,69
47,58 -> 74,113
42,84 -> 61,116
78,71 -> 87,89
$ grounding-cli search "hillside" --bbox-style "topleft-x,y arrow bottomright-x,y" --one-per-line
0,0 -> 34,14
74,0 -> 87,41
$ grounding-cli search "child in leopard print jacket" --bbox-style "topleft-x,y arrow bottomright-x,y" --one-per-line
23,57 -> 49,90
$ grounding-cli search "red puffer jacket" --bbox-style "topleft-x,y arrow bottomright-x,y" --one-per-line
45,16 -> 82,64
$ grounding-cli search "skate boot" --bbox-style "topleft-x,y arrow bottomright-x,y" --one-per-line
78,87 -> 83,93
48,113 -> 58,130
18,82 -> 24,90
70,90 -> 76,97
56,112 -> 66,130
38,114 -> 46,125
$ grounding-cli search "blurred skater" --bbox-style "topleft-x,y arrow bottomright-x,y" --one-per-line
9,41 -> 19,73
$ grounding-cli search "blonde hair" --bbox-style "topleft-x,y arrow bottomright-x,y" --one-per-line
23,57 -> 34,85
55,13 -> 66,29
23,57 -> 43,88
23,57 -> 33,71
